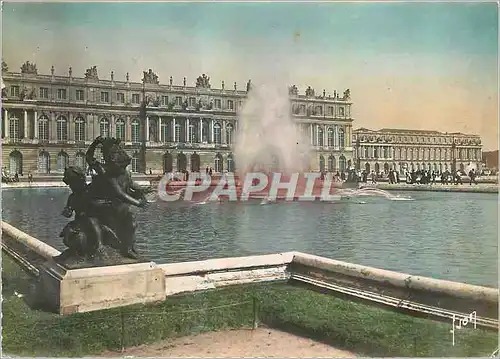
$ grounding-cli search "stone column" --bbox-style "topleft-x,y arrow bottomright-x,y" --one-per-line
110,115 -> 115,139
51,112 -> 57,141
186,117 -> 190,142
210,119 -> 214,143
199,119 -> 203,143
34,110 -> 38,139
310,124 -> 314,146
158,117 -> 162,142
68,113 -> 74,141
322,125 -> 326,147
3,108 -> 9,138
222,120 -> 227,144
334,126 -> 338,148
145,116 -> 150,142
172,117 -> 176,142
23,110 -> 28,139
125,116 -> 131,142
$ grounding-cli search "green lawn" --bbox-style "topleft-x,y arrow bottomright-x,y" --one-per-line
2,253 -> 498,357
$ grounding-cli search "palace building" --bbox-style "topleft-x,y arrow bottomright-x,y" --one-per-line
1,61 -> 354,175
352,128 -> 483,175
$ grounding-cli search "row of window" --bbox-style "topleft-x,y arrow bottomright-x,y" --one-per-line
9,85 -> 239,109
8,150 -> 234,175
292,104 -> 347,117
311,127 -> 346,147
6,116 -> 235,144
362,162 -> 467,175
355,134 -> 480,145
318,155 -> 349,172
357,147 -> 481,161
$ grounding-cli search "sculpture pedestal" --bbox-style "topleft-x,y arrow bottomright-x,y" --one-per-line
37,259 -> 166,315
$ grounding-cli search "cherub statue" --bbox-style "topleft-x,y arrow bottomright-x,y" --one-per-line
86,136 -> 146,259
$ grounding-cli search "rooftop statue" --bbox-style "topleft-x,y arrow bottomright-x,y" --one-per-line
289,85 -> 298,96
343,88 -> 351,100
143,69 -> 159,85
21,61 -> 37,75
196,74 -> 211,88
85,66 -> 99,80
305,86 -> 315,97
2,59 -> 8,73
55,136 -> 151,269
246,79 -> 252,92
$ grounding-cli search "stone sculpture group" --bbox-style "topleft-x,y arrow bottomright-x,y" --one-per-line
56,136 -> 150,268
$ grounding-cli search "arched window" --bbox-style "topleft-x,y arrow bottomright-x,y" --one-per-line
327,128 -> 334,147
74,117 -> 86,142
227,154 -> 235,172
115,119 -> 125,140
190,153 -> 200,172
213,123 -> 222,144
75,152 -> 86,170
38,115 -> 49,141
131,152 -> 139,173
9,117 -> 20,141
9,150 -> 23,175
338,128 -> 345,148
56,116 -> 68,141
100,118 -> 110,138
131,119 -> 140,143
187,123 -> 195,143
38,151 -> 50,174
319,155 -> 325,171
174,122 -> 181,143
160,119 -> 168,143
328,155 -> 336,172
57,151 -> 69,172
163,152 -> 173,173
226,124 -> 234,144
177,152 -> 187,171
339,156 -> 346,172
214,153 -> 223,172
317,127 -> 324,147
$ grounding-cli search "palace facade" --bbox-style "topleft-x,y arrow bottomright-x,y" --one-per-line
352,128 -> 483,174
1,61 -> 354,175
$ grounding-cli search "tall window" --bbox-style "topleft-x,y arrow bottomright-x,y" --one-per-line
226,124 -> 234,144
213,123 -> 221,144
161,96 -> 168,106
57,151 -> 69,171
327,128 -> 334,147
74,117 -> 85,141
117,93 -> 125,103
131,152 -> 139,173
338,128 -> 345,148
227,155 -> 234,172
57,89 -> 67,100
38,152 -> 50,174
39,87 -> 49,99
101,92 -> 109,103
10,86 -> 20,97
174,123 -> 181,143
8,117 -> 20,141
318,127 -> 324,146
115,119 -> 125,140
38,116 -> 49,141
132,94 -> 140,104
160,119 -> 168,142
131,119 -> 140,142
215,154 -> 223,172
328,156 -> 336,172
56,116 -> 68,141
75,152 -> 86,170
227,100 -> 234,110
100,118 -> 110,138
75,89 -> 84,101
214,99 -> 221,109
339,156 -> 346,172
188,123 -> 194,143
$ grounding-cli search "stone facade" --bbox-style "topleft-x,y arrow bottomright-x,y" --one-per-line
1,62 -> 354,175
352,128 -> 483,174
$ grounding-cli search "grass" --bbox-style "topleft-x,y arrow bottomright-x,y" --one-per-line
2,253 -> 498,357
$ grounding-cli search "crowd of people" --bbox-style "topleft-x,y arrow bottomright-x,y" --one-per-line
319,167 -> 481,186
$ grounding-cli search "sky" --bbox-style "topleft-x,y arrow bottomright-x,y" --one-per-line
2,2 -> 499,150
